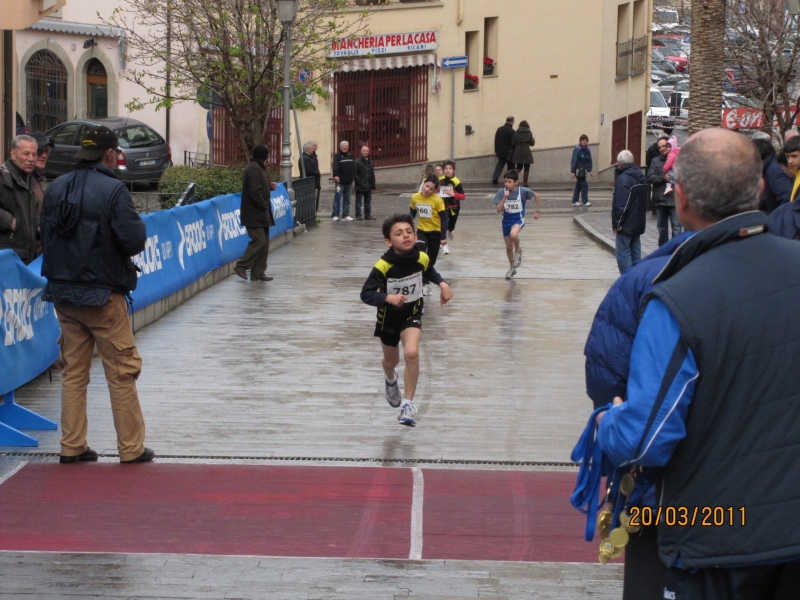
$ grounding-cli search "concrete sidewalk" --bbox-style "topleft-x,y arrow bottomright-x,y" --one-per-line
574,211 -> 662,259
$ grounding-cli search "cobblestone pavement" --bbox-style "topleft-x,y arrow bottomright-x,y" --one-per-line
1,212 -> 624,599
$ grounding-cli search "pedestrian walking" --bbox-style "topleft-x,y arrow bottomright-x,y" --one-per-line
493,170 -> 540,280
410,175 -> 448,294
234,145 -> 277,282
39,125 -> 154,464
0,135 -> 38,264
299,141 -> 321,212
612,150 -> 648,274
438,160 -> 465,254
331,140 -> 355,221
647,136 -> 682,246
360,214 -> 452,427
354,145 -> 377,220
570,135 -> 594,206
508,120 -> 535,187
492,116 -> 515,185
596,128 -> 800,599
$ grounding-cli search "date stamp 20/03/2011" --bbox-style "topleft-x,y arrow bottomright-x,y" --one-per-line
629,506 -> 746,527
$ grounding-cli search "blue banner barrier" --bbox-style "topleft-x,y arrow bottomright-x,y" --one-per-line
130,184 -> 293,309
0,185 -> 293,446
0,249 -> 60,446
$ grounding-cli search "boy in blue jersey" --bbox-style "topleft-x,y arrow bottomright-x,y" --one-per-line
360,214 -> 453,427
493,170 -> 540,279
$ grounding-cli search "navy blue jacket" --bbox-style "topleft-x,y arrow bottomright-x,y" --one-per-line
768,200 -> 800,240
41,161 -> 146,306
584,231 -> 693,409
570,145 -> 593,174
612,165 -> 648,236
759,154 -> 794,214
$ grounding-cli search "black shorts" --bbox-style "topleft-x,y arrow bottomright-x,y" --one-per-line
375,313 -> 422,347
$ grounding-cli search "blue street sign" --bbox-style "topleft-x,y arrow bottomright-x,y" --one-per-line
206,110 -> 212,140
442,55 -> 468,69
298,67 -> 312,83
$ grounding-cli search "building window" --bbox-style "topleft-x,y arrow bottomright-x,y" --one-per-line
484,17 -> 498,76
333,66 -> 428,167
86,59 -> 108,119
25,50 -> 68,132
465,31 -> 480,89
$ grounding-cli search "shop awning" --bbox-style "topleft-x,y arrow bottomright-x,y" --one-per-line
336,53 -> 438,73
29,19 -> 126,39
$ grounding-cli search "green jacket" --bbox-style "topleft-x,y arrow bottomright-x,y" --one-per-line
0,160 -> 37,264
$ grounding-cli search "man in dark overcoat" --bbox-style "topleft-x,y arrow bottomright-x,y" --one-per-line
234,145 -> 277,282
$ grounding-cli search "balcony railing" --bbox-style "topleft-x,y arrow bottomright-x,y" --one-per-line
631,36 -> 648,77
616,39 -> 633,81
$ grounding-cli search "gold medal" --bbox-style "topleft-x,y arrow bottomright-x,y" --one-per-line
620,473 -> 635,497
597,508 -> 613,540
608,527 -> 630,547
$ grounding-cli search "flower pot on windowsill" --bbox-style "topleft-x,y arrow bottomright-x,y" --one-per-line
483,65 -> 494,76
464,81 -> 477,90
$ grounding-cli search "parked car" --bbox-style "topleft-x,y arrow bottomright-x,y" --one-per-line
652,49 -> 679,73
647,86 -> 672,128
45,117 -> 171,184
651,69 -> 673,84
657,74 -> 689,97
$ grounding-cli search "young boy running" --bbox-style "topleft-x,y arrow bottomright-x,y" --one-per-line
360,215 -> 453,427
410,175 -> 448,296
493,170 -> 540,279
438,160 -> 466,255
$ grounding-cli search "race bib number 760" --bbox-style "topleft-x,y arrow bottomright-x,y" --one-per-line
387,272 -> 423,302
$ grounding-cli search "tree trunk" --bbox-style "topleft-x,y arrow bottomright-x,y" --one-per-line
689,0 -> 727,134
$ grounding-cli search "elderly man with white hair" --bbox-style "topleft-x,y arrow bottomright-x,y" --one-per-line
611,149 -> 648,274
331,140 -> 355,221
299,140 -> 321,212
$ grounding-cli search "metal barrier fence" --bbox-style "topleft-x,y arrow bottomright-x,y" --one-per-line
184,151 -> 210,167
292,177 -> 317,228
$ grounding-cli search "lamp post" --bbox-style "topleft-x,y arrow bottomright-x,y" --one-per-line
277,0 -> 298,186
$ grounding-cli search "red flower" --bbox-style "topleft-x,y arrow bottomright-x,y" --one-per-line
465,73 -> 480,84
483,57 -> 495,66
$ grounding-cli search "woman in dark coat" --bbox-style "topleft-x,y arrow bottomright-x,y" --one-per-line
509,120 -> 535,186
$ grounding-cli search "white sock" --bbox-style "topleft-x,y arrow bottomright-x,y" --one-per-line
401,399 -> 413,407
386,374 -> 397,384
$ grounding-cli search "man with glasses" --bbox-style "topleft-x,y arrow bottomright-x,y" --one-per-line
40,125 -> 154,465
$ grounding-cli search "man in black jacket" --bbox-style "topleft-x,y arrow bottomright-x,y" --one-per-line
234,145 -> 277,282
299,141 -> 321,213
354,145 -> 377,220
331,140 -> 355,221
647,136 -> 682,247
0,135 -> 38,264
612,149 -> 648,274
492,116 -> 515,184
40,126 -> 153,465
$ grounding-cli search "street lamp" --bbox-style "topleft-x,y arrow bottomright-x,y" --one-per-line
278,0 -> 299,186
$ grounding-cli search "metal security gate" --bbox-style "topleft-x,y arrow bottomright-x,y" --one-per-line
25,50 -> 68,132
333,66 -> 428,167
212,106 -> 283,168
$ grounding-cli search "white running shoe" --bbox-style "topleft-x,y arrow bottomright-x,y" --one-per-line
513,252 -> 521,268
343,216 -> 354,221
442,244 -> 450,255
422,284 -> 431,296
398,402 -> 417,427
572,201 -> 580,206
505,267 -> 517,280
332,216 -> 339,221
385,371 -> 401,408
448,231 -> 454,241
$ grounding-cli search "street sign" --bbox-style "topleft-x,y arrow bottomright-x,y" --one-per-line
206,111 -> 212,140
298,67 -> 312,83
442,55 -> 468,69
197,87 -> 222,110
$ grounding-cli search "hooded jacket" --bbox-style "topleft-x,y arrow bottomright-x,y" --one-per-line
41,161 -> 146,306
612,165 -> 648,236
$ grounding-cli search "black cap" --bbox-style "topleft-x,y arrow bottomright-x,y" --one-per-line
31,132 -> 54,150
74,125 -> 119,161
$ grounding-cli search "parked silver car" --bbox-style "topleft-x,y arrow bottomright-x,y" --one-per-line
45,117 -> 171,184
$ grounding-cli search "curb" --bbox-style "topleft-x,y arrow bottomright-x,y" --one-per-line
573,213 -> 615,255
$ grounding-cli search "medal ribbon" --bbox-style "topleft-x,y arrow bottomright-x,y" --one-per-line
570,404 -> 613,541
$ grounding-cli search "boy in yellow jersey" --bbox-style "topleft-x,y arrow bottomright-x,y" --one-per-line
438,160 -> 466,255
360,214 -> 453,426
410,175 -> 448,296
785,136 -> 800,201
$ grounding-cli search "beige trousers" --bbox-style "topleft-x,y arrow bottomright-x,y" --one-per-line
56,293 -> 146,461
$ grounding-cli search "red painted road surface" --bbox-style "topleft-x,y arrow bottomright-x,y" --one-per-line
0,464 -> 601,562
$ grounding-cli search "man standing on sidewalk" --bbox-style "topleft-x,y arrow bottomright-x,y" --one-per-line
332,140 -> 355,221
612,150 -> 648,274
492,116 -> 515,185
354,145 -> 377,220
570,135 -> 594,206
40,125 -> 154,464
0,135 -> 38,264
647,136 -> 682,246
234,145 -> 277,282
299,141 -> 321,212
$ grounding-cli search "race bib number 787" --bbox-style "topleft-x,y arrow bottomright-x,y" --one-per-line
387,272 -> 423,302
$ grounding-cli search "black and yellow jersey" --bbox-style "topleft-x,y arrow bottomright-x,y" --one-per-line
438,175 -> 466,209
410,192 -> 446,233
360,247 -> 445,327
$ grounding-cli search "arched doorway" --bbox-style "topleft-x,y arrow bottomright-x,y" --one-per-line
25,50 -> 68,132
86,59 -> 108,118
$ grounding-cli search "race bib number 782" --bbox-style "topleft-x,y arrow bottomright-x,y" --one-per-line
505,200 -> 522,213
